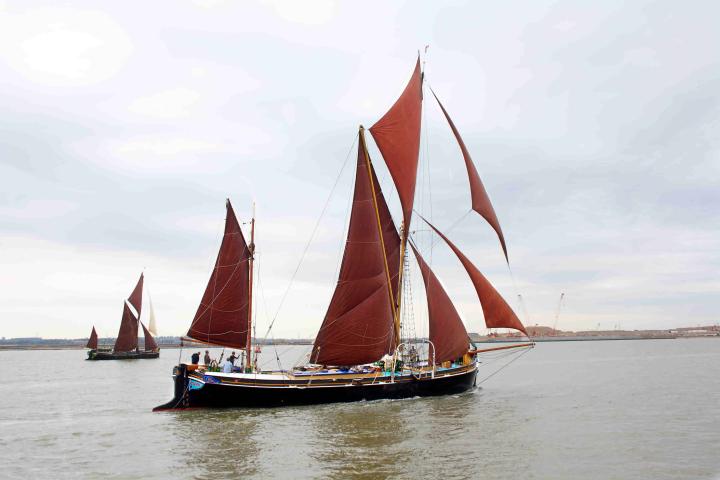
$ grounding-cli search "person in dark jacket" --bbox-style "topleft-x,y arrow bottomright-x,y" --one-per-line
191,352 -> 200,364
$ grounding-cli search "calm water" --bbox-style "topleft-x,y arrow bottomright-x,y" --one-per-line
1,339 -> 719,479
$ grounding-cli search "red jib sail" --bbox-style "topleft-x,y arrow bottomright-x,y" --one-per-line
114,302 -> 139,352
369,58 -> 423,233
187,200 -> 251,350
141,322 -> 158,351
86,326 -> 98,350
422,217 -> 528,336
311,134 -> 398,366
430,89 -> 508,263
127,273 -> 144,318
409,243 -> 469,363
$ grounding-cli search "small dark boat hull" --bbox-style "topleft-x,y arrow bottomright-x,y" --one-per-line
153,364 -> 477,411
87,350 -> 159,360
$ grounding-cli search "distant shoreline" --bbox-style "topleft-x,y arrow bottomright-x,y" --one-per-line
0,342 -> 314,351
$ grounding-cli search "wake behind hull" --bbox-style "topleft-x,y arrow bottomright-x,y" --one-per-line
153,364 -> 477,411
87,350 -> 160,360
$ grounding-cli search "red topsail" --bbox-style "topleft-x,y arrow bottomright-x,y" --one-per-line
422,217 -> 528,336
127,273 -> 144,317
410,243 -> 469,363
311,133 -> 398,366
431,89 -> 508,263
369,58 -> 423,233
187,200 -> 252,350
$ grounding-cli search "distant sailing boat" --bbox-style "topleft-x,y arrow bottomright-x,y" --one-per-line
155,57 -> 533,410
87,273 -> 160,360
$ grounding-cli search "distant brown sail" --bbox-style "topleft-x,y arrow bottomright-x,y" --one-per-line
311,133 -> 397,366
127,273 -> 144,317
114,302 -> 139,352
430,89 -> 508,263
141,322 -> 158,351
86,326 -> 98,350
369,58 -> 423,233
421,217 -> 528,336
187,200 -> 251,350
410,243 -> 469,363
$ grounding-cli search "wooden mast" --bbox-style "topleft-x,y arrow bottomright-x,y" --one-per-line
359,126 -> 400,346
246,204 -> 255,372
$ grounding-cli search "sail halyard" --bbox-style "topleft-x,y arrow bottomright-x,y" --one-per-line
430,88 -> 509,263
311,131 -> 398,366
186,200 -> 252,350
420,216 -> 528,336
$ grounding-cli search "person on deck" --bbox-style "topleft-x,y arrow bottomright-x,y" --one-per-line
191,351 -> 200,364
203,350 -> 211,365
222,358 -> 233,373
228,351 -> 238,365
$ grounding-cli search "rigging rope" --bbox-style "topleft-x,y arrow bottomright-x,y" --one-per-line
476,346 -> 532,386
262,134 -> 358,341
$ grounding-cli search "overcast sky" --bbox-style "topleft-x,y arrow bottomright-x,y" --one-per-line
1,0 -> 718,339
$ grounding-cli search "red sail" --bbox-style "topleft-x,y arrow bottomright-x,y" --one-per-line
187,200 -> 251,350
141,322 -> 158,351
311,136 -> 397,366
410,243 -> 469,363
86,326 -> 98,350
370,164 -> 402,305
127,273 -> 144,318
431,89 -> 508,263
369,58 -> 422,232
422,217 -> 528,336
114,302 -> 139,352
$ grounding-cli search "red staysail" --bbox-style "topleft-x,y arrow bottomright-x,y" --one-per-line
410,243 -> 469,363
141,322 -> 158,351
369,58 -> 423,232
311,135 -> 397,366
422,217 -> 528,336
127,273 -> 144,318
370,162 -> 402,305
187,200 -> 251,350
431,89 -> 508,263
86,326 -> 98,350
114,302 -> 139,352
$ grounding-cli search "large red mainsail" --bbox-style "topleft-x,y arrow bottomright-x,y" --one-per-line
141,322 -> 158,351
187,200 -> 251,350
114,302 -> 139,352
311,134 -> 398,366
422,217 -> 528,336
431,89 -> 508,263
410,243 -> 469,363
86,326 -> 98,350
369,58 -> 423,233
127,273 -> 144,317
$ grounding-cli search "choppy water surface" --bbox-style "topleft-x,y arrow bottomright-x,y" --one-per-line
1,339 -> 719,479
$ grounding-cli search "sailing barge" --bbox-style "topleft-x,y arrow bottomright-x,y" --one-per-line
155,57 -> 532,410
87,273 -> 160,360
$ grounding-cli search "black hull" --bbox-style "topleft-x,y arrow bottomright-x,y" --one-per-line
154,364 -> 477,411
87,350 -> 159,360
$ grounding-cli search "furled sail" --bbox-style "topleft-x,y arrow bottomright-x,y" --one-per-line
431,89 -> 509,263
187,200 -> 251,350
141,322 -> 158,351
86,326 -> 98,350
409,243 -> 469,363
127,273 -> 144,318
311,134 -> 398,366
369,58 -> 423,233
422,217 -> 528,336
148,293 -> 158,336
114,302 -> 139,352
